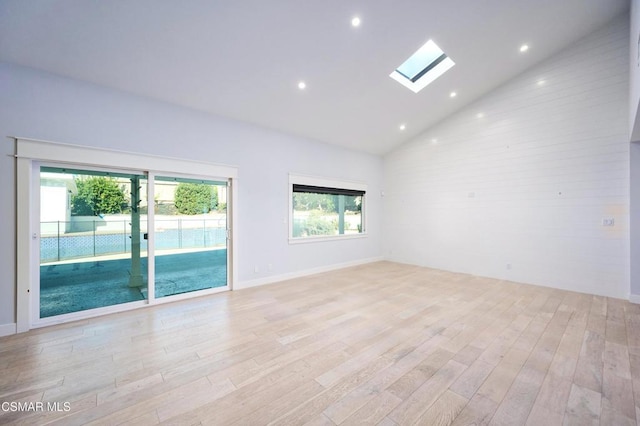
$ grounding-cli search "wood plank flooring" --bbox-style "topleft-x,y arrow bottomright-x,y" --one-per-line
1,261 -> 640,425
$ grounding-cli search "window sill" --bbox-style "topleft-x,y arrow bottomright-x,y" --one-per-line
288,233 -> 367,244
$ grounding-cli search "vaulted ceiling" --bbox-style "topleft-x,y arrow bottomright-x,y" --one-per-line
0,1 -> 630,154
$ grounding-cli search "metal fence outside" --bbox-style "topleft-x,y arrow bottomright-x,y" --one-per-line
40,219 -> 227,263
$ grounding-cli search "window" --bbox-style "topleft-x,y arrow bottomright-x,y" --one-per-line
389,39 -> 455,93
289,174 -> 366,242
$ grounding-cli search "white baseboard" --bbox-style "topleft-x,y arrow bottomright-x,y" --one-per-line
0,323 -> 17,337
630,294 -> 640,304
235,257 -> 384,290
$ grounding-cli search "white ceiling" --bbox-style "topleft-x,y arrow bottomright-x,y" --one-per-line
0,1 -> 630,155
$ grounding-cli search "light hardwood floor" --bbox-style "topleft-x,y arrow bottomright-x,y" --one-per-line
1,261 -> 640,425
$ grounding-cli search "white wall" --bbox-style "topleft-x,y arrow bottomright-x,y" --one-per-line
631,143 -> 640,300
0,61 -> 383,331
631,0 -> 640,142
383,15 -> 630,299
630,0 -> 640,302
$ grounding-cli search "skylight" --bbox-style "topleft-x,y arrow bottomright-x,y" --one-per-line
390,40 -> 455,93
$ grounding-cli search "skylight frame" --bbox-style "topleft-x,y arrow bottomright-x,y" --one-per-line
390,39 -> 455,93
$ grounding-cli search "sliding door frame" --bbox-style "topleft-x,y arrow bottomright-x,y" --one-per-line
15,137 -> 238,332
147,172 -> 232,305
33,162 -> 151,326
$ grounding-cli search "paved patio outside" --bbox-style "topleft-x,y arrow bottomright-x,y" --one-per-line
40,249 -> 227,317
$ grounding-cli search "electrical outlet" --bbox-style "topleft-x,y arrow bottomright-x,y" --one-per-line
506,263 -> 512,270
254,265 -> 260,273
602,218 -> 615,227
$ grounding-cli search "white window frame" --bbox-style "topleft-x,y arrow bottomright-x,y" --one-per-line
15,137 -> 238,332
288,173 -> 367,244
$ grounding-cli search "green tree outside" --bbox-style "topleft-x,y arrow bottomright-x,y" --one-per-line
174,183 -> 218,215
71,176 -> 126,216
293,192 -> 336,212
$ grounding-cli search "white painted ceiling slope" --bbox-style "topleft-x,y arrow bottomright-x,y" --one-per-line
0,1 -> 629,155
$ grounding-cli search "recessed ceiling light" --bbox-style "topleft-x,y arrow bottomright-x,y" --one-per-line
431,138 -> 438,144
519,44 -> 529,53
298,81 -> 306,90
351,17 -> 361,27
450,91 -> 457,98
399,124 -> 406,131
476,112 -> 484,118
537,79 -> 546,86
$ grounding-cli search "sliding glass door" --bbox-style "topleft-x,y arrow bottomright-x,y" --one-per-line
39,167 -> 148,318
17,137 -> 237,331
153,176 -> 228,298
37,166 -> 229,321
